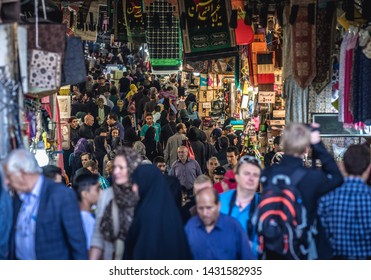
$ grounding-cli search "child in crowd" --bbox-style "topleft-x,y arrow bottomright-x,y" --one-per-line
73,173 -> 101,251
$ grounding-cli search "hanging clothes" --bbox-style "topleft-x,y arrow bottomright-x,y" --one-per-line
352,42 -> 371,125
283,76 -> 309,124
338,32 -> 350,122
343,32 -> 358,126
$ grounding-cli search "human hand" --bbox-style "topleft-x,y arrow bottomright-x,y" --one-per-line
310,123 -> 321,145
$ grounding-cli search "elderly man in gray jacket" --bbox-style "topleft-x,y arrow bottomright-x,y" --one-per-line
164,123 -> 187,167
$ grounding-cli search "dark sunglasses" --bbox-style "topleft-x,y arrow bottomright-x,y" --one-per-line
238,155 -> 262,168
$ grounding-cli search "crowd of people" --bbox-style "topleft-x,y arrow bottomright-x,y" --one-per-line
0,49 -> 370,260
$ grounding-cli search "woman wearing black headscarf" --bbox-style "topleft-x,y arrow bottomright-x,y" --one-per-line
125,165 -> 192,260
142,126 -> 163,162
94,136 -> 107,174
122,115 -> 139,147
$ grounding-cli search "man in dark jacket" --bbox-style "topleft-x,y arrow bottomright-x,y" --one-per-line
5,149 -> 87,260
261,123 -> 343,260
161,113 -> 177,148
79,114 -> 95,140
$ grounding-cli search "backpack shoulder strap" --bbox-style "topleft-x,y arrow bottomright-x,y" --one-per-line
290,168 -> 307,187
228,190 -> 237,216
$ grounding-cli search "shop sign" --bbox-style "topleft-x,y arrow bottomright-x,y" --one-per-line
273,110 -> 285,118
258,91 -> 275,103
270,120 -> 285,126
202,102 -> 211,109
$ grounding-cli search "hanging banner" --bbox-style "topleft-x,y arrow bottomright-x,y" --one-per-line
143,0 -> 182,72
107,0 -> 128,42
123,0 -> 145,44
231,0 -> 254,45
74,1 -> 103,42
291,0 -> 317,88
179,0 -> 236,60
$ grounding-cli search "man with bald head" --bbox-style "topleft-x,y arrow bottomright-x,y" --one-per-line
79,114 -> 95,139
185,188 -> 255,260
169,146 -> 202,191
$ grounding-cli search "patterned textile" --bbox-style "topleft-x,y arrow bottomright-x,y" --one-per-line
144,0 -> 181,71
100,147 -> 142,243
291,0 -> 316,88
308,83 -> 336,115
318,178 -> 371,259
29,50 -> 61,90
283,76 -> 308,124
312,5 -> 335,94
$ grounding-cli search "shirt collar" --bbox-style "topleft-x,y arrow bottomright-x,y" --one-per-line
344,176 -> 366,184
19,175 -> 44,201
196,214 -> 223,232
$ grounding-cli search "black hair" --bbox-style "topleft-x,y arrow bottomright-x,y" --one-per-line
72,173 -> 99,201
227,146 -> 239,156
344,144 -> 370,176
218,136 -> 230,149
153,156 -> 165,164
108,113 -> 118,121
42,165 -> 62,180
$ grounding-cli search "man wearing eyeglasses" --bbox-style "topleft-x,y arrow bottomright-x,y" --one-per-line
219,155 -> 262,258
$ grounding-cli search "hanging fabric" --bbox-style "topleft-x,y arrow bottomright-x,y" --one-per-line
352,37 -> 371,125
283,76 -> 309,124
27,0 -> 64,96
290,0 -> 317,89
231,0 -> 254,45
123,0 -> 145,44
144,0 -> 182,72
312,0 -> 336,94
179,0 -> 237,61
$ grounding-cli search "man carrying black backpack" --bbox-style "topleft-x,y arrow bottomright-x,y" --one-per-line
258,123 -> 343,260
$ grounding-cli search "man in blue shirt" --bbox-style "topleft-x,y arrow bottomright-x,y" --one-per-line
4,149 -> 87,260
0,171 -> 12,260
185,188 -> 255,260
318,144 -> 371,260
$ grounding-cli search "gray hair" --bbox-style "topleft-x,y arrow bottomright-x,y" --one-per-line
194,174 -> 213,186
4,149 -> 42,174
132,141 -> 146,157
